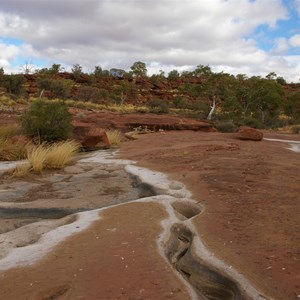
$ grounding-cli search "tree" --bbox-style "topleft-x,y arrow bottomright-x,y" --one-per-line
71,64 -> 83,79
284,91 -> 300,122
111,81 -> 138,105
248,77 -> 285,126
130,61 -> 147,77
36,64 -> 64,75
192,65 -> 212,78
197,71 -> 233,120
20,61 -> 34,74
265,72 -> 277,80
168,69 -> 180,80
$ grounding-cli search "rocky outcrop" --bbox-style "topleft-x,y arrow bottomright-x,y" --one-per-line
238,126 -> 263,141
72,121 -> 110,150
70,109 -> 216,133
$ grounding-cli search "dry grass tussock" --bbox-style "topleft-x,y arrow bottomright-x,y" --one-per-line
0,140 -> 28,161
0,125 -> 21,140
11,140 -> 80,177
106,130 -> 122,146
0,125 -> 26,160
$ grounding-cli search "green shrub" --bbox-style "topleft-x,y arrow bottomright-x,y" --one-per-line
73,86 -> 103,102
0,74 -> 25,95
215,120 -> 237,133
239,117 -> 265,129
37,77 -> 72,99
148,99 -> 169,114
21,100 -> 72,142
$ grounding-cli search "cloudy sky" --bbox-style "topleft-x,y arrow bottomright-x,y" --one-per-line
0,0 -> 299,82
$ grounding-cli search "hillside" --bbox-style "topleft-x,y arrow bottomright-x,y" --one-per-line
0,66 -> 300,130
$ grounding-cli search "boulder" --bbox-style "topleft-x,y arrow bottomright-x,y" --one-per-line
73,122 -> 110,150
238,126 -> 263,141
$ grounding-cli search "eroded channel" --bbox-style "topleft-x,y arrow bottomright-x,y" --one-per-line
0,151 -> 270,299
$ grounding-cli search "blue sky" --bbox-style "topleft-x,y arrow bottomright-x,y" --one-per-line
0,0 -> 299,82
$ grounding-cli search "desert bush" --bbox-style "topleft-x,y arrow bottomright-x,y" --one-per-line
73,86 -> 104,102
148,99 -> 169,114
239,117 -> 265,129
0,75 -> 25,95
37,78 -> 72,99
21,100 -> 72,142
215,120 -> 237,133
106,130 -> 121,146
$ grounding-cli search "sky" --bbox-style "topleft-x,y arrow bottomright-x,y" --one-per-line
0,0 -> 299,82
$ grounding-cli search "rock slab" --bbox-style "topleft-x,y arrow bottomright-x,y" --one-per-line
238,126 -> 263,141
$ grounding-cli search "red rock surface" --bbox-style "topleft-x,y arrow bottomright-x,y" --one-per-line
70,108 -> 216,133
238,126 -> 263,141
72,121 -> 110,149
120,131 -> 300,300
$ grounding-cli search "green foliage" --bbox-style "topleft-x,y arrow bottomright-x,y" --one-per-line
36,64 -> 64,75
37,77 -> 72,99
73,86 -> 104,102
239,117 -> 265,129
192,65 -> 212,77
168,69 -> 180,80
92,65 -> 109,78
172,97 -> 190,109
0,74 -> 25,95
110,81 -> 138,105
71,63 -> 83,79
215,120 -> 237,133
148,99 -> 169,113
21,100 -> 72,142
130,61 -> 147,77
284,91 -> 300,122
0,67 -> 4,76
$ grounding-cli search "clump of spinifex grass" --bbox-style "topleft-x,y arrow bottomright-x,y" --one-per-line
106,130 -> 122,146
0,139 -> 28,161
26,143 -> 50,173
10,140 -> 80,177
43,141 -> 81,169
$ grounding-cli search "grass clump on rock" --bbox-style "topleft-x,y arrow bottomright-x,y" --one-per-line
11,141 -> 80,176
106,130 -> 122,146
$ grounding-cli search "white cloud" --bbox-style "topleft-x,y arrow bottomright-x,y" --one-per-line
1,0 -> 299,81
296,0 -> 300,16
271,37 -> 290,54
289,34 -> 300,47
0,42 -> 19,69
